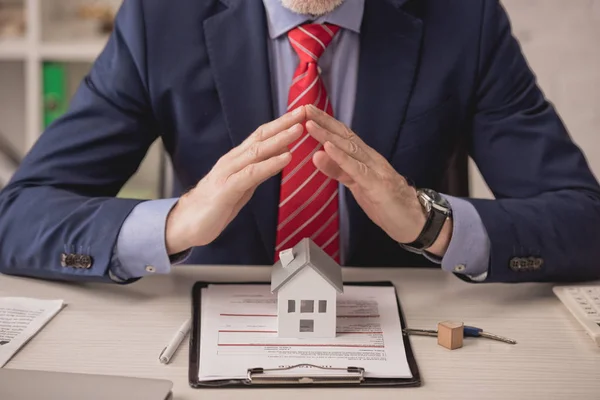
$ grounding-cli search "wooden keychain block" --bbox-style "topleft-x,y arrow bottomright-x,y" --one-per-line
437,321 -> 464,350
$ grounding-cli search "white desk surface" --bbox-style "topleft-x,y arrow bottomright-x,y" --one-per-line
1,265 -> 599,399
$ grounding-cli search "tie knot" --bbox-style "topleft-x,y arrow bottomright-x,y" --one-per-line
288,23 -> 340,63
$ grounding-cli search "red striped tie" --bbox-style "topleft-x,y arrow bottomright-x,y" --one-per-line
275,23 -> 341,262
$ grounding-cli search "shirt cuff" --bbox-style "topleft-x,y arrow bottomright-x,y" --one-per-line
110,198 -> 191,280
423,195 -> 491,282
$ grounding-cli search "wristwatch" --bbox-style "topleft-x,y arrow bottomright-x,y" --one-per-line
400,188 -> 452,253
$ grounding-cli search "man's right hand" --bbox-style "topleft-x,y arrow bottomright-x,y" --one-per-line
165,106 -> 307,255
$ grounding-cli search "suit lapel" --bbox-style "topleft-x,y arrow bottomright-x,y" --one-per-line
346,0 -> 424,262
351,0 -> 423,158
204,0 -> 279,261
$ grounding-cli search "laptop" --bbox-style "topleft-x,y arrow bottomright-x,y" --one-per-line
0,369 -> 173,400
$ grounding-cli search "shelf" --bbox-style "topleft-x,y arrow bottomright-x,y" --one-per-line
0,60 -> 25,186
0,37 -> 28,60
40,38 -> 108,62
0,37 -> 110,62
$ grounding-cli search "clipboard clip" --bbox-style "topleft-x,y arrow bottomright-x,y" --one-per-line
246,364 -> 365,385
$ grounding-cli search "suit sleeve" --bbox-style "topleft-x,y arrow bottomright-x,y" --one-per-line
0,0 -> 158,283
110,198 -> 192,280
437,195 -> 491,281
464,0 -> 600,283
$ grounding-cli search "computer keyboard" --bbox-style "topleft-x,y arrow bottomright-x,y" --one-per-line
553,285 -> 600,346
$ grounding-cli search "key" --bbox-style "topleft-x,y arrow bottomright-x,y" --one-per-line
403,328 -> 438,337
479,332 -> 517,345
404,326 -> 517,344
464,326 -> 517,344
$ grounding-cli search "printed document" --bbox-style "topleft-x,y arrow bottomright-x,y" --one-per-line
0,297 -> 64,367
197,284 -> 412,381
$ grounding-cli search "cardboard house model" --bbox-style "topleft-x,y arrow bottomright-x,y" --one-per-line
271,238 -> 343,338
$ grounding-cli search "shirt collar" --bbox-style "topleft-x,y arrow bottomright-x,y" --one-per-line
262,0 -> 364,39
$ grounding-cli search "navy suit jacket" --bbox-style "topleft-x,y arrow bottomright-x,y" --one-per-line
1,0 -> 599,284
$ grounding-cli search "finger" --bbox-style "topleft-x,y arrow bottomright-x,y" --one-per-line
306,105 -> 380,159
306,120 -> 373,167
305,104 -> 348,137
323,141 -> 375,189
227,152 -> 292,193
218,106 -> 305,170
313,150 -> 355,186
243,106 -> 306,148
220,123 -> 303,177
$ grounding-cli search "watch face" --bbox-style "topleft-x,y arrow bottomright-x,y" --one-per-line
419,188 -> 451,213
420,188 -> 440,202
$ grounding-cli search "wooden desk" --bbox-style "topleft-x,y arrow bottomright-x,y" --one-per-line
1,266 -> 599,399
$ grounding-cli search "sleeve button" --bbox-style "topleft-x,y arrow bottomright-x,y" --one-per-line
453,264 -> 466,272
145,265 -> 156,273
509,257 -> 521,271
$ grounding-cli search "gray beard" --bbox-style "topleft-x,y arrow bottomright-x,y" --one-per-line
280,0 -> 345,16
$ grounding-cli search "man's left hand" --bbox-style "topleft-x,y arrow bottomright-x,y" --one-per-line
305,105 -> 452,257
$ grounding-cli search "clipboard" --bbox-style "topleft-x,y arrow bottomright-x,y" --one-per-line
188,281 -> 421,388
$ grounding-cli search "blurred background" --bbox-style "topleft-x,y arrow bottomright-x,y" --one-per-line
0,0 -> 598,200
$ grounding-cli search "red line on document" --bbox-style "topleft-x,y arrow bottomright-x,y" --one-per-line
218,330 -> 382,334
219,330 -> 278,333
219,314 -> 380,318
218,344 -> 384,348
220,314 -> 277,317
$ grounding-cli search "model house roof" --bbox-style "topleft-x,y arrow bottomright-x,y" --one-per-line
271,238 -> 344,293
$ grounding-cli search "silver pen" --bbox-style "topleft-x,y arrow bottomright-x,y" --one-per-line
159,318 -> 191,364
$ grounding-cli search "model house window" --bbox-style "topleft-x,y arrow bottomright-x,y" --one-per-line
288,300 -> 295,313
299,319 -> 314,332
318,300 -> 327,313
301,300 -> 314,313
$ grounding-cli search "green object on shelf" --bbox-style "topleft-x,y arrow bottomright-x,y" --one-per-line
42,62 -> 68,128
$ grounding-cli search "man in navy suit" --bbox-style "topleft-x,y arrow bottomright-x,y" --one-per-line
1,0 -> 599,284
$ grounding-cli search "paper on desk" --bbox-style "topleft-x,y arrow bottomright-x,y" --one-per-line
0,297 -> 64,367
198,284 -> 412,381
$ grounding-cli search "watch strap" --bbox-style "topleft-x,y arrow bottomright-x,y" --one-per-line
402,206 -> 449,250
